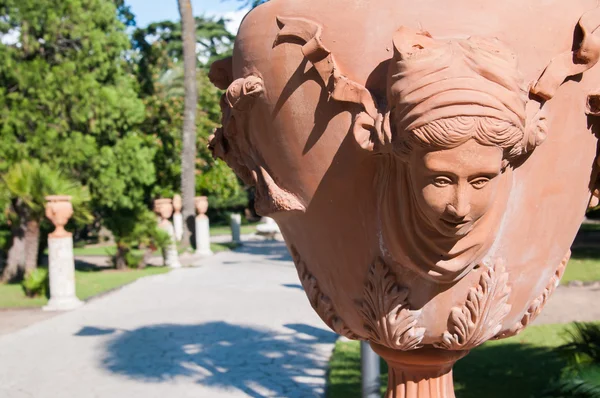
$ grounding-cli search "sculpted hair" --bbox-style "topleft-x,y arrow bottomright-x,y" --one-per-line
392,116 -> 524,165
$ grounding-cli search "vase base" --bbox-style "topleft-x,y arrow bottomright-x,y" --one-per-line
371,343 -> 468,398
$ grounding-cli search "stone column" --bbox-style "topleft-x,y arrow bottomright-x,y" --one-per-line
195,196 -> 213,256
172,194 -> 183,241
43,195 -> 83,311
154,198 -> 181,268
256,216 -> 280,240
230,213 -> 241,244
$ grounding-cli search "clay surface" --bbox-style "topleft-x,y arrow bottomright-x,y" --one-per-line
45,195 -> 74,238
210,1 -> 600,396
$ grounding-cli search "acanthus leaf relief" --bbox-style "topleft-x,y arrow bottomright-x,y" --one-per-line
360,258 -> 425,351
435,260 -> 511,350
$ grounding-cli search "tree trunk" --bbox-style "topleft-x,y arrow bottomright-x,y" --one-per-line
178,0 -> 197,250
24,219 -> 40,274
2,218 -> 26,282
114,243 -> 128,270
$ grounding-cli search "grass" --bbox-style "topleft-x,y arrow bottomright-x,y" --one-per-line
327,323 -> 574,398
211,242 -> 241,252
50,223 -> 256,257
0,267 -> 170,308
562,247 -> 600,285
209,221 -> 260,237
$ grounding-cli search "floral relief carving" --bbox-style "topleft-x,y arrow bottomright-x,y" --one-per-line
360,258 -> 425,351
290,246 -> 360,339
495,251 -> 571,339
435,260 -> 511,350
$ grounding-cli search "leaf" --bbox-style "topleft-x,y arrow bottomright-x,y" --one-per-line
436,260 -> 511,350
360,258 -> 424,350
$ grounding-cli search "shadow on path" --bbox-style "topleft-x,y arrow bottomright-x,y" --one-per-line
223,241 -> 293,264
76,321 -> 336,397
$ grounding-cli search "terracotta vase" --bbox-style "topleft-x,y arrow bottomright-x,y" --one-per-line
172,194 -> 182,215
194,196 -> 209,216
153,198 -> 173,225
208,1 -> 600,396
45,195 -> 74,238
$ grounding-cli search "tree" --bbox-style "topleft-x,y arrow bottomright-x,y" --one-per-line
1,160 -> 92,281
131,16 -> 234,96
177,0 -> 197,249
0,0 -> 158,269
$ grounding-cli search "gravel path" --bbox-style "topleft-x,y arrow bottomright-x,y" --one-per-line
0,241 -> 336,398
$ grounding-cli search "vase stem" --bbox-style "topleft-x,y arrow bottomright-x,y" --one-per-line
371,343 -> 469,398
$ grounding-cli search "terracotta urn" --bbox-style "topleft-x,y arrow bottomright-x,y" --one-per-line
153,198 -> 173,224
45,195 -> 74,238
194,196 -> 209,216
172,194 -> 182,214
208,1 -> 600,396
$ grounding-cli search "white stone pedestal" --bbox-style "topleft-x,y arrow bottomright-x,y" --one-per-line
173,212 -> 183,241
195,215 -> 213,256
43,236 -> 83,311
230,213 -> 241,244
256,217 -> 281,239
161,221 -> 181,268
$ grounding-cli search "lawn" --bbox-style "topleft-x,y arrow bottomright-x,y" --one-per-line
327,323 -> 573,398
0,267 -> 170,308
211,242 -> 240,252
209,221 -> 260,237
562,246 -> 600,285
58,224 -> 253,257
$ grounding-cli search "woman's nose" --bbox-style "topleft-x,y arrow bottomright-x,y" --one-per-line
446,186 -> 471,218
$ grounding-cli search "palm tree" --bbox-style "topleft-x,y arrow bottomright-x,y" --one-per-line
1,160 -> 92,281
177,0 -> 197,249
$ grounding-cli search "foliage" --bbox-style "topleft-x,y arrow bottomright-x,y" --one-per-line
3,160 -> 93,224
132,22 -> 246,209
0,0 -> 163,264
131,15 -> 233,92
327,323 -> 575,398
197,159 -> 247,209
544,323 -> 600,398
0,0 -> 143,175
21,268 -> 48,297
106,209 -> 170,268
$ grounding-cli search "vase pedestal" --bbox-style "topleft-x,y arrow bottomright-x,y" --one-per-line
43,236 -> 83,311
195,215 -> 213,256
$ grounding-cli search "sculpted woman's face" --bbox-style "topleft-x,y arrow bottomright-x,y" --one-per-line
408,139 -> 504,238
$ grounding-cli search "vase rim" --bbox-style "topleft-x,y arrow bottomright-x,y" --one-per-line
45,195 -> 72,202
154,198 -> 173,204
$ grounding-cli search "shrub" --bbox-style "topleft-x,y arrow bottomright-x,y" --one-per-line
21,268 -> 49,298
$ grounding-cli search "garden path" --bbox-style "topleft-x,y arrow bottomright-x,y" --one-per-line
0,240 -> 336,398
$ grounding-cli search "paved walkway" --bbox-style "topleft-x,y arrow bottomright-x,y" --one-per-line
0,241 -> 337,398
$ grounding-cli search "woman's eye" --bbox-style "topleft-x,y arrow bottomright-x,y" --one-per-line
433,177 -> 452,187
470,178 -> 490,189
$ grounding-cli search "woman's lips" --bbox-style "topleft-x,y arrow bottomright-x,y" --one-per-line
440,218 -> 471,229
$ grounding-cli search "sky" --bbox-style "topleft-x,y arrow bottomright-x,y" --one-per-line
125,0 -> 250,34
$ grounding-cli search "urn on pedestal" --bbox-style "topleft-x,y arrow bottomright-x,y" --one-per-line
172,194 -> 184,241
43,195 -> 82,311
194,196 -> 213,256
153,198 -> 181,268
